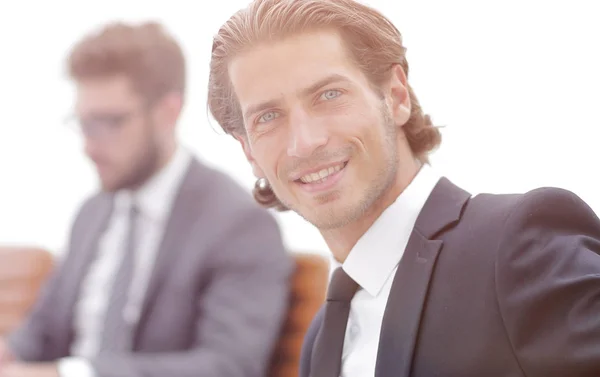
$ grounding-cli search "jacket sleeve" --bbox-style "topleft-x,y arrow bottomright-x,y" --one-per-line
6,260 -> 63,362
495,187 -> 600,377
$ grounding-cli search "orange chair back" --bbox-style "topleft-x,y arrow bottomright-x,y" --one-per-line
0,247 -> 54,335
269,253 -> 329,377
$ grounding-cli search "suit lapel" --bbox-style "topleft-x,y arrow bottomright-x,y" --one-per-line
63,195 -> 114,348
133,161 -> 205,340
375,177 -> 470,377
374,231 -> 442,377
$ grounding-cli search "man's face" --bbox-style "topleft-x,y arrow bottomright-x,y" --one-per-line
229,30 -> 411,229
75,75 -> 160,192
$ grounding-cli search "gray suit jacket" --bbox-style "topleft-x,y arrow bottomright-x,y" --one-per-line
8,159 -> 294,377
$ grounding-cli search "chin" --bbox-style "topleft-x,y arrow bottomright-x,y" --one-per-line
295,200 -> 350,230
100,182 -> 118,193
99,176 -> 125,192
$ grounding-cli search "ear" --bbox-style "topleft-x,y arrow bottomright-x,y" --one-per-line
234,132 -> 266,178
388,64 -> 411,127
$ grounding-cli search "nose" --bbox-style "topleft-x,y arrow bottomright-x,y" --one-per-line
286,108 -> 328,158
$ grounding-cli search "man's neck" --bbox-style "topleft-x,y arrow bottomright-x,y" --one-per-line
322,158 -> 422,263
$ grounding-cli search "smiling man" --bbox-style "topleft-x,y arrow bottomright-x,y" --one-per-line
208,0 -> 600,376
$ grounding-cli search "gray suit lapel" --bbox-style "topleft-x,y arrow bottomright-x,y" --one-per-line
62,194 -> 114,349
133,160 -> 206,341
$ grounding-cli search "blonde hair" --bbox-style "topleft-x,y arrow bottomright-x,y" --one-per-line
208,0 -> 441,210
68,22 -> 185,103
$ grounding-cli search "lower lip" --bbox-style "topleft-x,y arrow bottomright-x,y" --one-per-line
296,163 -> 347,193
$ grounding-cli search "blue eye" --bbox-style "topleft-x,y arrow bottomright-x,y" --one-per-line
320,90 -> 342,100
258,111 -> 279,123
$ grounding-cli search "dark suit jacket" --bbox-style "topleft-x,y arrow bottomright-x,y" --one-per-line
8,159 -> 294,377
300,177 -> 600,377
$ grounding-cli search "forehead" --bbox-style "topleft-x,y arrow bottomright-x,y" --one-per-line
75,74 -> 140,112
228,30 -> 365,107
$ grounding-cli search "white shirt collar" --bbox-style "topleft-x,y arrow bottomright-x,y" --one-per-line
343,163 -> 441,297
114,145 -> 192,221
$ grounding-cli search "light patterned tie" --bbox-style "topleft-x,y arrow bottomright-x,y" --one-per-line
99,203 -> 138,353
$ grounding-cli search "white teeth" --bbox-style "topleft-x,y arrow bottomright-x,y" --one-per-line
300,163 -> 344,183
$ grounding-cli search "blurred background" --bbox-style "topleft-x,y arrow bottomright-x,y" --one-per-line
1,0 -> 598,257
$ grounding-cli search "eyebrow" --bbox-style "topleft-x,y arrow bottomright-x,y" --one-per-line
299,73 -> 352,98
242,73 -> 352,121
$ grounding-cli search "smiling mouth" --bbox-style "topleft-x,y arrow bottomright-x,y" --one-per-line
296,161 -> 348,184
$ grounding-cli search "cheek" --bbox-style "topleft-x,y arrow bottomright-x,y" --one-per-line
334,111 -> 380,148
107,146 -> 132,169
250,142 -> 279,176
111,130 -> 146,164
127,120 -> 152,147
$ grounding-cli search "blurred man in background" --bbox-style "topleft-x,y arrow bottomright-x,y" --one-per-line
0,22 -> 293,377
208,0 -> 600,376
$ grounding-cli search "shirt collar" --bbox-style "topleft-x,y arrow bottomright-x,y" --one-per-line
343,163 -> 441,297
114,145 -> 192,221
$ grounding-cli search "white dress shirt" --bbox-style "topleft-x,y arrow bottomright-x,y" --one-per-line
340,164 -> 441,377
58,146 -> 192,377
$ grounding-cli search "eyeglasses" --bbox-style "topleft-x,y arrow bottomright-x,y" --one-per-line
64,109 -> 138,141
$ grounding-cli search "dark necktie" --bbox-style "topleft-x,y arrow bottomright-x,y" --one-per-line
99,204 -> 138,353
311,267 -> 359,377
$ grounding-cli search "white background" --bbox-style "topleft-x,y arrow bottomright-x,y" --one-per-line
0,1 -> 598,256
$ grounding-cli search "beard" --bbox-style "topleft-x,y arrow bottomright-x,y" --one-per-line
101,124 -> 162,192
115,145 -> 160,191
